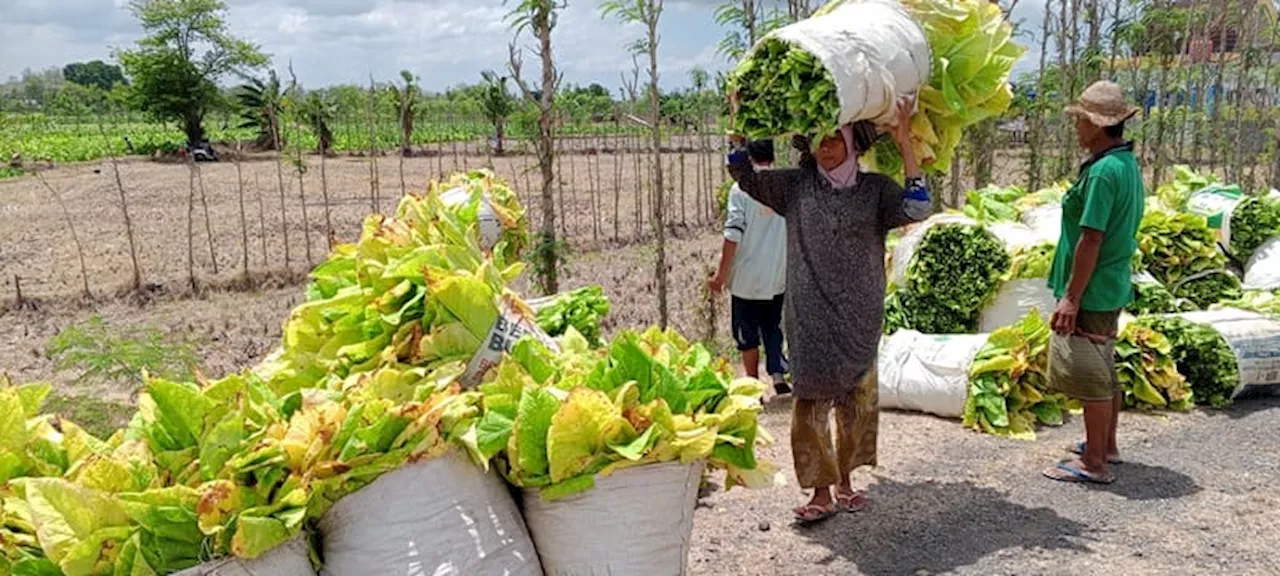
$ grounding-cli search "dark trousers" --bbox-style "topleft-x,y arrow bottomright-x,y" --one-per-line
731,294 -> 788,376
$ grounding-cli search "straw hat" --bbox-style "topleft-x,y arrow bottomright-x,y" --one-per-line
1064,81 -> 1140,128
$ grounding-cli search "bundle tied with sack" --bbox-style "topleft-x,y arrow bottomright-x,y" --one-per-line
728,0 -> 1023,176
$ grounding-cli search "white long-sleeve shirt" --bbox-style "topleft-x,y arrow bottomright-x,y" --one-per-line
724,183 -> 787,300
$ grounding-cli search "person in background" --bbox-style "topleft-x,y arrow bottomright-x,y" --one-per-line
710,139 -> 791,397
1043,80 -> 1144,485
726,96 -> 930,523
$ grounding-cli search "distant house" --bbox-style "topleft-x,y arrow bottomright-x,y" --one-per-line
1172,0 -> 1277,60
1107,1 -> 1280,113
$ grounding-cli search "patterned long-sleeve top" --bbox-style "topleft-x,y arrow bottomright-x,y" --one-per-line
726,147 -> 931,399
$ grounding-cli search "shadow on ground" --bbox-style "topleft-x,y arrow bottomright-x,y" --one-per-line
1097,461 -> 1202,501
796,479 -> 1092,576
1218,394 -> 1280,419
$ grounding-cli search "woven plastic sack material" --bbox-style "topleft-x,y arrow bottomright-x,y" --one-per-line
439,185 -> 504,251
521,461 -> 704,576
764,0 -> 931,127
878,330 -> 988,418
1176,309 -> 1280,399
979,279 -> 1055,333
174,537 -> 313,576
986,221 -> 1044,253
1244,237 -> 1280,290
462,295 -> 561,387
318,451 -> 543,576
1185,184 -> 1245,247
1020,204 -> 1062,244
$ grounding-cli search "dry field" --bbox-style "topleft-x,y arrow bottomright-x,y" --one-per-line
0,140 -> 728,302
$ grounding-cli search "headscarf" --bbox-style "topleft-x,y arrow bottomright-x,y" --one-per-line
818,123 -> 860,189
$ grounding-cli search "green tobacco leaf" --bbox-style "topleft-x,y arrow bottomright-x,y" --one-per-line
509,387 -> 560,481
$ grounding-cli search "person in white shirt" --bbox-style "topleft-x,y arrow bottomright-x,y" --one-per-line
709,140 -> 790,395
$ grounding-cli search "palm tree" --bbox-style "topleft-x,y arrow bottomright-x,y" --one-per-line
236,71 -> 284,151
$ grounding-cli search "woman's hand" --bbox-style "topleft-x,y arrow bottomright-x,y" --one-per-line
890,95 -> 923,180
889,96 -> 915,148
727,90 -> 746,146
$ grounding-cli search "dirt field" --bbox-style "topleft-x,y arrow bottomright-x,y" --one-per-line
1,155 -> 1278,575
0,145 -> 728,301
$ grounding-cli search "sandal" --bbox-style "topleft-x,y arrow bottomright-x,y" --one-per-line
1067,440 -> 1123,464
834,489 -> 867,513
793,502 -> 837,524
1043,459 -> 1115,484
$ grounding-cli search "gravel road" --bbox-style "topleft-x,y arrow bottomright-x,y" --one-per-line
689,395 -> 1280,576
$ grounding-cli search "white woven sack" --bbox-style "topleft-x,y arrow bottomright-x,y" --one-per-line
979,279 -> 1055,333
986,221 -> 1044,252
878,330 -> 989,418
173,537 -> 313,576
1244,237 -> 1280,290
438,185 -> 504,251
1175,309 -> 1280,399
764,0 -> 931,127
1019,204 -> 1062,244
521,461 -> 704,576
318,451 -> 543,576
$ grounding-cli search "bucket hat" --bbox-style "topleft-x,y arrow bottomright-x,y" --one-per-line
1064,80 -> 1140,127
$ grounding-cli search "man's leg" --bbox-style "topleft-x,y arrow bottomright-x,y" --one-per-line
761,294 -> 789,393
742,348 -> 761,379
1108,390 -> 1122,457
1045,323 -> 1118,482
732,296 -> 764,379
1080,399 -> 1113,476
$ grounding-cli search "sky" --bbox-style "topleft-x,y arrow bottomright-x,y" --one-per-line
0,0 -> 1049,93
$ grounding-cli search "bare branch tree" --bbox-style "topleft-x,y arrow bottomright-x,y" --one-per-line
508,0 -> 567,294
194,161 -> 219,275
36,173 -> 90,299
367,74 -> 381,213
603,0 -> 669,327
287,64 -> 314,265
98,118 -> 142,291
234,143 -> 250,278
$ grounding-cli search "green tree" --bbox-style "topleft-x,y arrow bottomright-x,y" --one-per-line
48,83 -> 106,116
63,60 -> 126,91
480,70 -> 515,154
117,0 -> 268,145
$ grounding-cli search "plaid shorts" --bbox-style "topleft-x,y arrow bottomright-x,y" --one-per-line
1048,309 -> 1122,402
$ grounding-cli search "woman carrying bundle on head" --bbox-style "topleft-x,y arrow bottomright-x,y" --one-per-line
724,95 -> 931,523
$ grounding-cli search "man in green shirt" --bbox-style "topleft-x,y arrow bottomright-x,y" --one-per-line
1043,81 -> 1144,485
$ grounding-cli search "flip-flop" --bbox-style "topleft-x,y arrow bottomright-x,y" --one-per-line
834,489 -> 867,513
1043,460 -> 1115,484
793,502 -> 838,524
1067,440 -> 1123,464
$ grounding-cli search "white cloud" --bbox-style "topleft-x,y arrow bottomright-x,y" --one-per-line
1,0 -> 1044,90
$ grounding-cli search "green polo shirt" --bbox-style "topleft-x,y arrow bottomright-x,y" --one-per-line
1048,144 -> 1145,312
